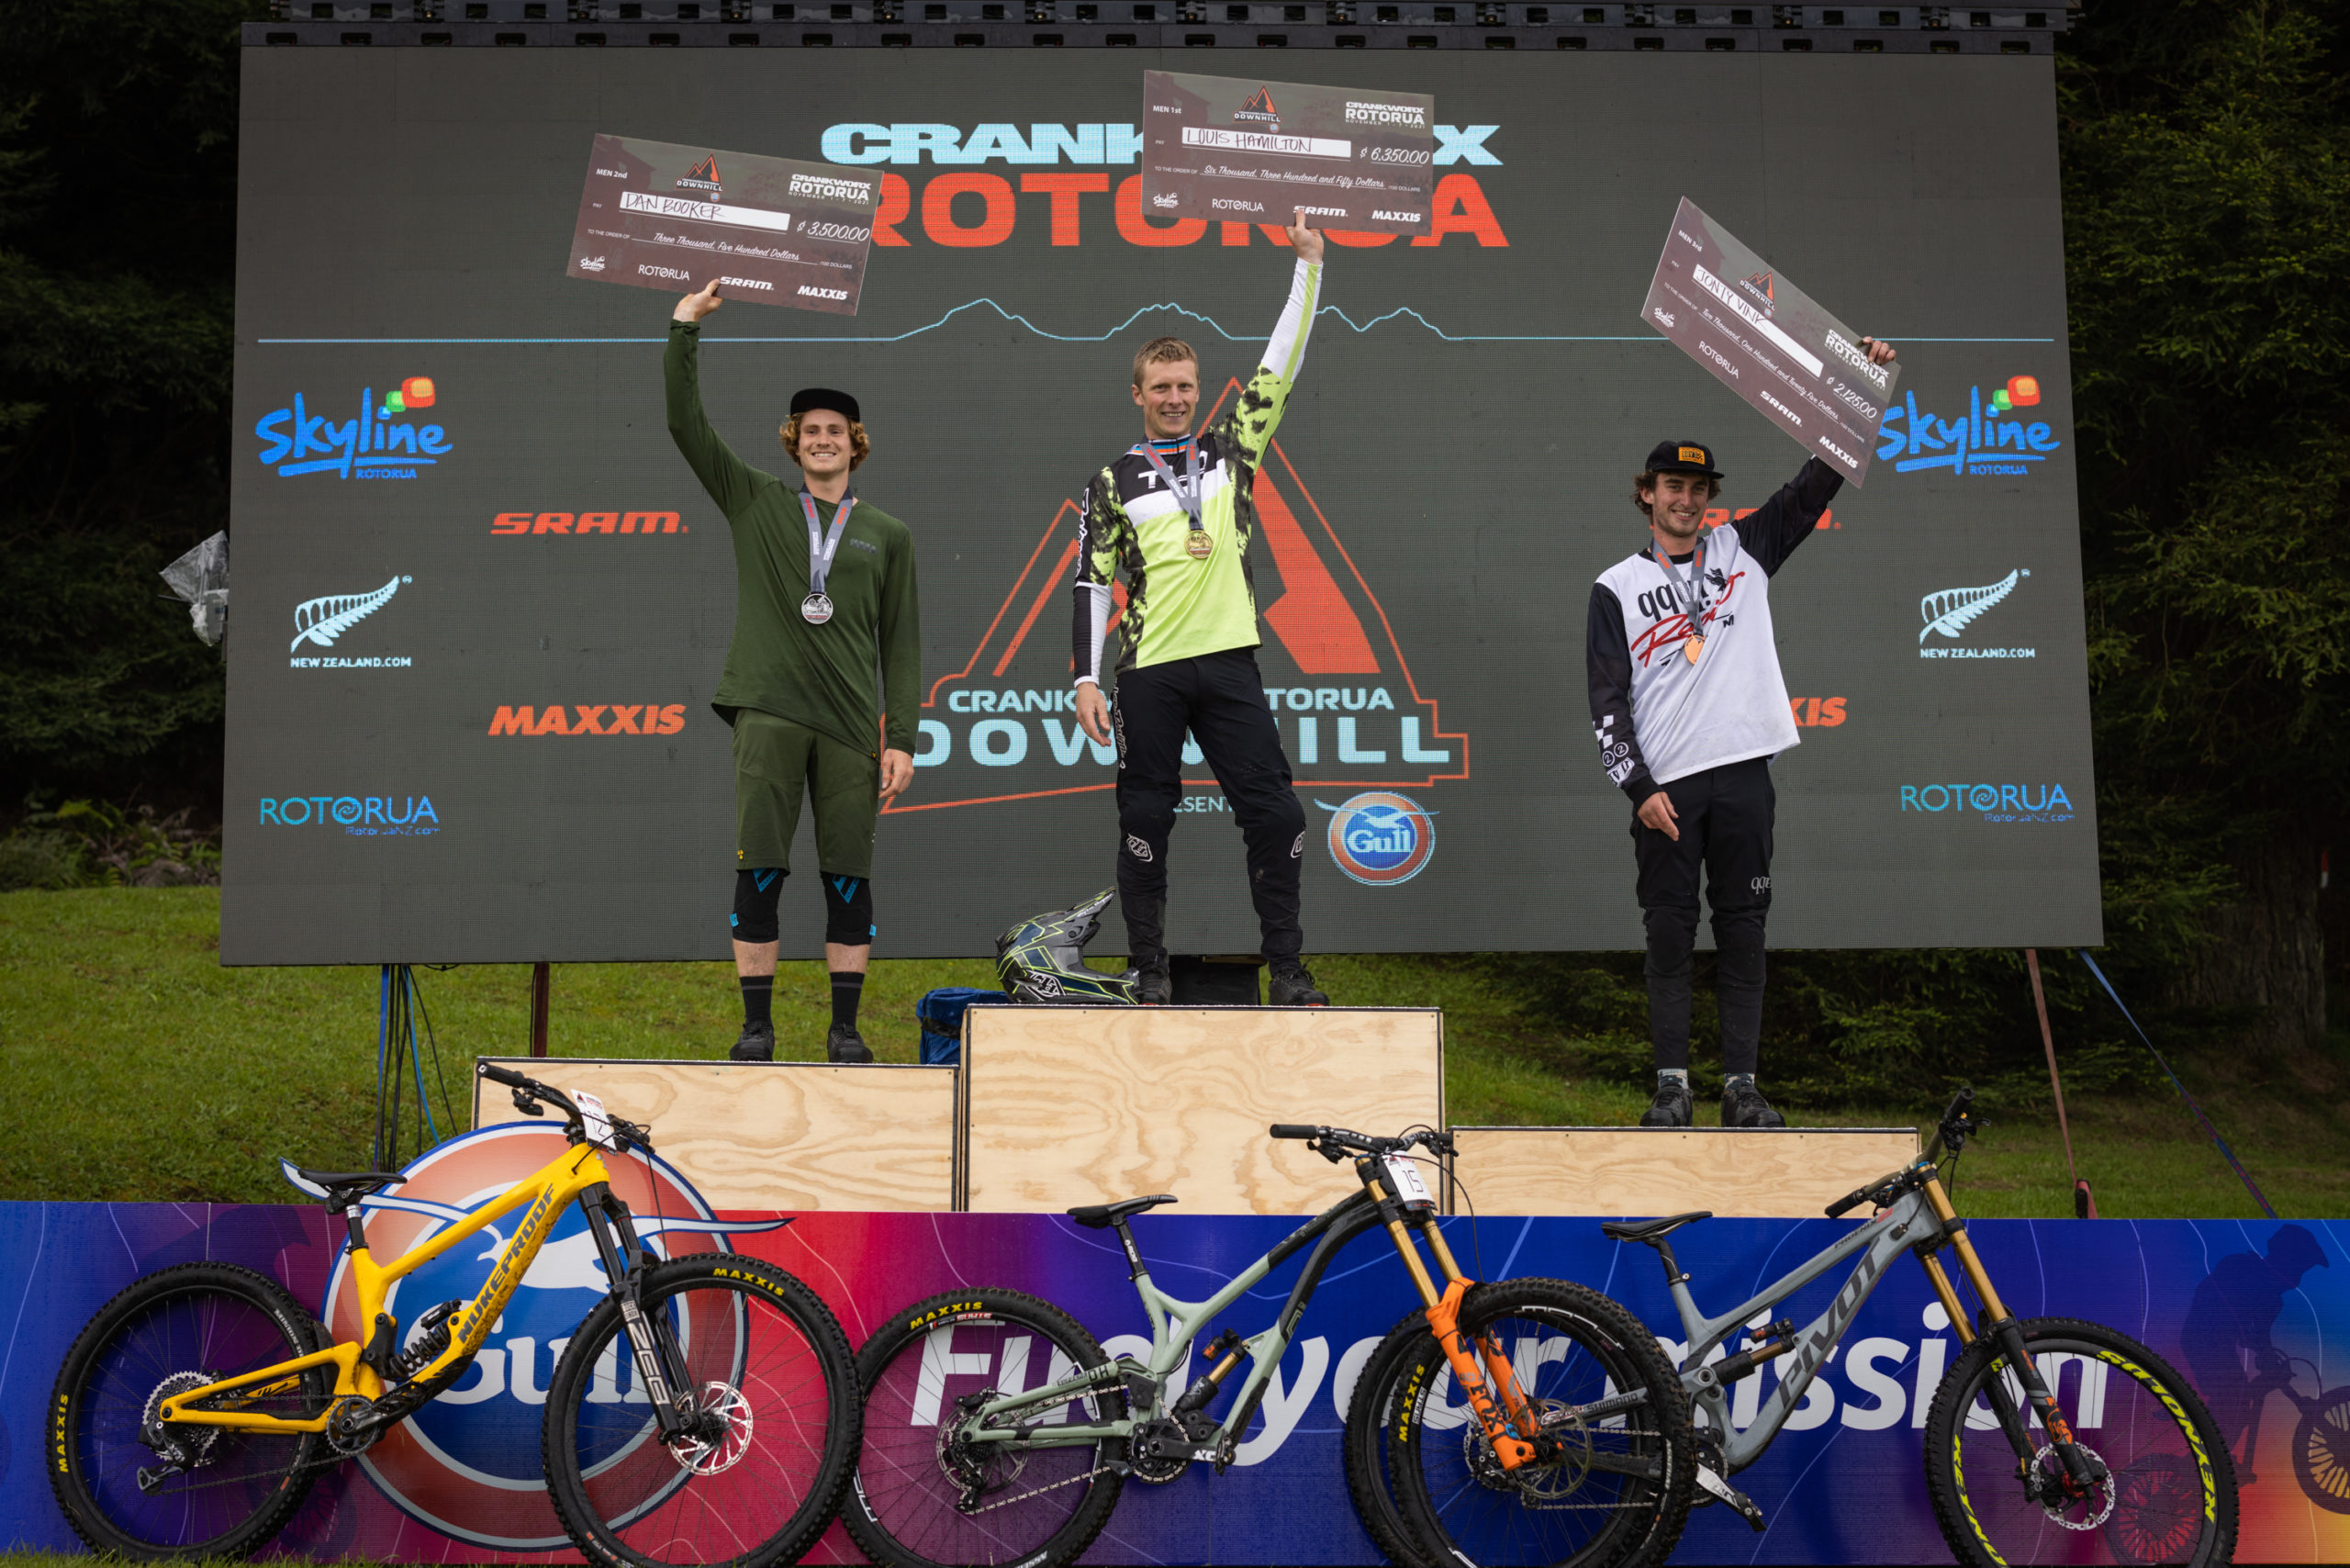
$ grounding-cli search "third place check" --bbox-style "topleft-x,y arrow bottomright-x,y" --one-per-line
1639,197 -> 1901,486
1142,71 -> 1435,234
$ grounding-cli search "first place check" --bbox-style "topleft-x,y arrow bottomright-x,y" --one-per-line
567,135 -> 879,315
1639,197 -> 1901,486
1142,71 -> 1435,235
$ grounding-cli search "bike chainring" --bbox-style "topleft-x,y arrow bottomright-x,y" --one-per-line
2025,1440 -> 2116,1530
1127,1412 -> 1219,1484
1464,1399 -> 1594,1504
326,1394 -> 382,1456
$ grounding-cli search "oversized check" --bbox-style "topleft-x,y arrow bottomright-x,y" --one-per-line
1639,198 -> 1900,486
565,135 -> 878,315
1142,71 -> 1435,235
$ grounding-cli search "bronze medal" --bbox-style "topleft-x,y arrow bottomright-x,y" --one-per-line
1684,635 -> 1704,665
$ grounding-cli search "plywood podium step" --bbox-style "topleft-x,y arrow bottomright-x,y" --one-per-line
474,1058 -> 957,1211
1449,1126 -> 1920,1218
959,1006 -> 1443,1215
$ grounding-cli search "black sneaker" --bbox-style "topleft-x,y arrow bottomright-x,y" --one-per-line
1267,962 -> 1329,1007
1639,1078 -> 1693,1127
1133,965 -> 1172,1006
1720,1080 -> 1787,1129
827,1023 -> 874,1064
730,1021 -> 776,1062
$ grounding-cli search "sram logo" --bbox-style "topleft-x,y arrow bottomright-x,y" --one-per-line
492,510 -> 684,535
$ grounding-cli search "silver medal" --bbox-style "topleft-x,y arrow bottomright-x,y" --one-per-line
801,592 -> 834,624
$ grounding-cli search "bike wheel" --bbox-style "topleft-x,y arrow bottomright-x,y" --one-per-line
842,1288 -> 1127,1568
1344,1308 -> 1448,1568
1922,1316 -> 2237,1568
2292,1385 -> 2350,1514
48,1261 -> 332,1561
1383,1278 -> 1695,1568
543,1253 -> 859,1568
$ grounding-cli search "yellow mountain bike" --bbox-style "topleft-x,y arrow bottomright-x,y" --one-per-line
48,1063 -> 859,1565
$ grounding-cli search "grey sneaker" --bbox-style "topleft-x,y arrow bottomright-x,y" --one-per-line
730,1021 -> 776,1062
1639,1079 -> 1693,1127
1720,1080 -> 1787,1129
1133,965 -> 1172,1006
1267,962 -> 1329,1007
826,1023 -> 874,1064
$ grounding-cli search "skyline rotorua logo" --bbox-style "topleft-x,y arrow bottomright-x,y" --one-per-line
258,793 -> 439,835
1877,376 -> 2058,478
1919,569 -> 2036,659
1234,85 -> 1281,129
255,378 -> 449,479
316,1123 -> 787,1550
1318,790 -> 1436,886
290,575 -> 411,668
1900,781 -> 2076,823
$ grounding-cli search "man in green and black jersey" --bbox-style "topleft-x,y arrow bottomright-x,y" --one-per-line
1070,212 -> 1328,1007
668,279 -> 921,1063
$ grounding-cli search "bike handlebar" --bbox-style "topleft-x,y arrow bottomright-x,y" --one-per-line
1270,1124 -> 1455,1159
476,1061 -> 655,1153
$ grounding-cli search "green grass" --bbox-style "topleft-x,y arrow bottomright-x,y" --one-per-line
3,889 -> 2342,1219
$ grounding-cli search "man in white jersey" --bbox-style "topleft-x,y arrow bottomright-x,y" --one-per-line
1586,334 -> 1897,1128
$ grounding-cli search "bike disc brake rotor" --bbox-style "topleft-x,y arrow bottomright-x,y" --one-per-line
667,1382 -> 755,1475
1463,1399 -> 1593,1504
2029,1440 -> 2115,1531
140,1372 -> 225,1470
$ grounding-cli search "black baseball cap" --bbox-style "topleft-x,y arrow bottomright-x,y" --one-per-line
1644,439 -> 1722,479
789,386 -> 862,423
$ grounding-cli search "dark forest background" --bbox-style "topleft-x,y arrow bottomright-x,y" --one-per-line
3,0 -> 2344,1105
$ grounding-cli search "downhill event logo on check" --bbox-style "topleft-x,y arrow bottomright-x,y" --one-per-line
566,134 -> 880,315
1142,70 -> 1436,234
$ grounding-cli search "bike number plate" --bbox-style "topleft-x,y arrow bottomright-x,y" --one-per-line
1382,1154 -> 1437,1212
575,1091 -> 620,1151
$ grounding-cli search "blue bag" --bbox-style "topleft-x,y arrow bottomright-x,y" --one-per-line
915,987 -> 1007,1066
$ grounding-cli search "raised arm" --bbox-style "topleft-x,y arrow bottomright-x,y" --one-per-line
1736,457 -> 1844,576
1219,213 -> 1326,462
665,281 -> 764,521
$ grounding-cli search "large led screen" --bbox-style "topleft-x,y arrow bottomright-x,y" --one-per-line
225,45 -> 2097,962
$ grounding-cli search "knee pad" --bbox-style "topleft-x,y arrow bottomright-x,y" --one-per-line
822,873 -> 875,946
1642,906 -> 1698,973
732,868 -> 785,944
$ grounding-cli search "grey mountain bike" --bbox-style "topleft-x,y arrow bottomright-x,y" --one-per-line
842,1124 -> 1695,1568
1606,1087 -> 2237,1568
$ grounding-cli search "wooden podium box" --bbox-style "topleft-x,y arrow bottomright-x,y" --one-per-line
1448,1126 -> 1920,1218
958,1006 -> 1443,1215
474,1058 -> 957,1212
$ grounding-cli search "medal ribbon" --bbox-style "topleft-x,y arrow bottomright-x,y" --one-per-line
799,489 -> 856,598
1138,439 -> 1207,534
1655,535 -> 1709,645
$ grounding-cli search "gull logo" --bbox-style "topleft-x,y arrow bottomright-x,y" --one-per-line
314,1123 -> 787,1550
1317,790 -> 1437,886
576,254 -> 607,273
1919,569 -> 2036,659
292,576 -> 408,651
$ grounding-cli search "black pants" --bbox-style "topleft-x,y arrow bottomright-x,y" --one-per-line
1113,648 -> 1306,966
1631,756 -> 1774,1076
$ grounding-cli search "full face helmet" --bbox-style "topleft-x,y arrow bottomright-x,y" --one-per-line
994,890 -> 1140,1004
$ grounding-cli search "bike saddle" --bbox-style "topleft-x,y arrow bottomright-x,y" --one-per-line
1067,1194 -> 1178,1228
280,1158 -> 408,1209
1600,1211 -> 1712,1244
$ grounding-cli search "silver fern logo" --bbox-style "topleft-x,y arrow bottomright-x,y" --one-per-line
1919,569 -> 2034,660
291,576 -> 412,666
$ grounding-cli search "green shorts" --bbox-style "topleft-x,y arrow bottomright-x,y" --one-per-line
731,710 -> 879,875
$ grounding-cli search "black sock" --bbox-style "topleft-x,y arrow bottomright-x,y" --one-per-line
830,971 -> 864,1030
740,974 -> 772,1028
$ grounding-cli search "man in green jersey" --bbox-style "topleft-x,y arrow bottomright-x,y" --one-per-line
1070,212 -> 1328,1008
668,278 -> 920,1063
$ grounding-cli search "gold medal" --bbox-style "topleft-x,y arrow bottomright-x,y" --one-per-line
1186,531 -> 1213,558
1684,635 -> 1704,665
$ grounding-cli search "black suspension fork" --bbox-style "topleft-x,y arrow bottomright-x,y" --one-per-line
1919,1178 -> 2103,1495
578,1182 -> 696,1439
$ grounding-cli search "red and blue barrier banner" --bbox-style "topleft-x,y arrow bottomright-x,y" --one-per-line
3,1123 -> 2344,1562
